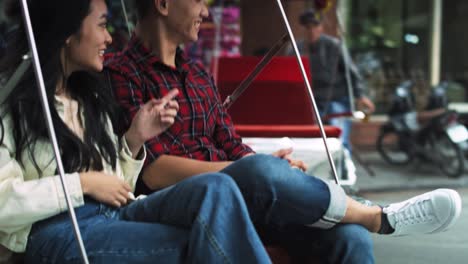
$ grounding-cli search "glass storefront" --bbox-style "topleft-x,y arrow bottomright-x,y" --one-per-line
345,0 -> 468,113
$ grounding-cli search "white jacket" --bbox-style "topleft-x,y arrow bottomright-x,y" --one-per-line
0,97 -> 145,261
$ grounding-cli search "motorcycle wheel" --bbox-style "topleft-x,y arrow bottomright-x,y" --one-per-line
376,127 -> 413,165
434,133 -> 465,178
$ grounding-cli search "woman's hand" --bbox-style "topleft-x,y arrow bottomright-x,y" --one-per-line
80,171 -> 132,207
125,89 -> 179,156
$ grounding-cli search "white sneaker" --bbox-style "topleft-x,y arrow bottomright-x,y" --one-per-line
383,189 -> 462,236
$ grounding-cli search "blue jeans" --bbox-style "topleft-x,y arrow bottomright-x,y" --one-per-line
25,173 -> 271,264
221,154 -> 374,264
318,97 -> 353,152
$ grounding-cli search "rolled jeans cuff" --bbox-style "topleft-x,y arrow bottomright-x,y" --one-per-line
307,180 -> 347,229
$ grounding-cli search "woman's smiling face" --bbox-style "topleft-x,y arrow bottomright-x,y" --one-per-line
66,0 -> 112,73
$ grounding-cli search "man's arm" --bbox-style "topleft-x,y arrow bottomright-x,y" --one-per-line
209,76 -> 255,160
339,40 -> 366,100
335,39 -> 375,113
344,50 -> 376,113
142,155 -> 232,190
107,65 -> 232,189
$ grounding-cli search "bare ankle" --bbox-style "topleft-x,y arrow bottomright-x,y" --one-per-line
370,206 -> 382,233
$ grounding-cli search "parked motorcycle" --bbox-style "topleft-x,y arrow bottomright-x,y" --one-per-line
376,81 -> 468,177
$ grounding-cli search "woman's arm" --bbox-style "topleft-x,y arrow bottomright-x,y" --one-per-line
0,139 -> 133,234
0,146 -> 84,233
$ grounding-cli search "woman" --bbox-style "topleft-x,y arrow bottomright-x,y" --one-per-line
0,0 -> 271,263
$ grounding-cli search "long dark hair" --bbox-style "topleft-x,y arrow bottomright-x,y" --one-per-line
0,0 -> 120,174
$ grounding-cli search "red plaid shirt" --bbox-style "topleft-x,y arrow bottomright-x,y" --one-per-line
105,36 -> 253,166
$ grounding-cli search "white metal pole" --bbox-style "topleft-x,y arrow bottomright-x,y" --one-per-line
430,0 -> 442,86
275,0 -> 340,185
120,0 -> 131,37
19,1 -> 89,263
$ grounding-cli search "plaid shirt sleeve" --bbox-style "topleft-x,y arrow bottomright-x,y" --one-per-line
209,76 -> 255,160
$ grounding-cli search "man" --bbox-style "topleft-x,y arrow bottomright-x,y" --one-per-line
293,8 -> 375,151
105,1 -> 461,263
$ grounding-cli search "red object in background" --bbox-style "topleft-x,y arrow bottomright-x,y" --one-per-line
314,0 -> 331,10
216,56 -> 341,138
217,56 -> 315,125
233,124 -> 341,138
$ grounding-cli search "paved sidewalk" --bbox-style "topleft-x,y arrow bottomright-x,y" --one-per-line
353,151 -> 468,192
353,151 -> 468,264
361,188 -> 468,264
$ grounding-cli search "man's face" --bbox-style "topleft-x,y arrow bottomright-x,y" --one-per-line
166,0 -> 209,43
305,23 -> 323,44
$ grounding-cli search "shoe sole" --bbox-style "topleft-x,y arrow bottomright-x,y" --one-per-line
431,189 -> 462,234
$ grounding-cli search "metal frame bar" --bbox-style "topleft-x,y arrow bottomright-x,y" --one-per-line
19,1 -> 89,263
0,56 -> 31,104
222,33 -> 289,109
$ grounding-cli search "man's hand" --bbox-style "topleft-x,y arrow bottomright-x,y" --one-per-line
125,89 -> 179,156
271,148 -> 308,172
357,96 -> 375,114
80,171 -> 132,207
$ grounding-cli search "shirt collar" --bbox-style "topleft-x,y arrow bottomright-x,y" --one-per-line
126,34 -> 190,73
